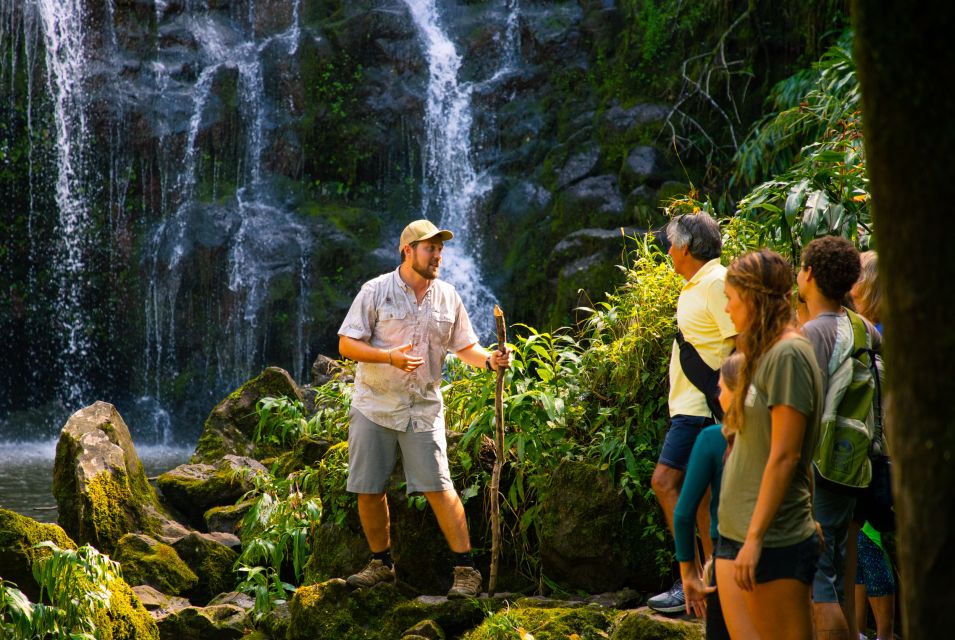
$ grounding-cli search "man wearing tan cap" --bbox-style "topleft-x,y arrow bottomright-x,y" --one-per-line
337,219 -> 510,598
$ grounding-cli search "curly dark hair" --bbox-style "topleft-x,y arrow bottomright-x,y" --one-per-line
801,236 -> 861,302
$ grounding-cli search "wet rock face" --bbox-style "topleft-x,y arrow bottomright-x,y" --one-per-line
537,461 -> 665,593
51,402 -> 177,554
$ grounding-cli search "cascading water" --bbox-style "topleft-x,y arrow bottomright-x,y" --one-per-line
401,0 -> 519,339
144,0 -> 311,402
35,0 -> 95,407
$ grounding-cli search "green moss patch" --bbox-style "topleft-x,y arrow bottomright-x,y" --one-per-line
114,534 -> 198,596
0,508 -> 76,601
463,605 -> 613,640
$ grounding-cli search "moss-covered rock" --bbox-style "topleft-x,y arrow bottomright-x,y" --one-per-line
610,608 -> 704,639
157,455 -> 267,527
288,579 -> 405,639
192,367 -> 303,463
155,603 -> 247,640
462,604 -> 613,640
52,402 -> 179,554
132,584 -> 191,616
288,579 -> 490,640
302,521 -> 369,585
204,500 -> 255,535
93,577 -> 161,640
114,533 -> 198,596
401,618 -> 445,639
0,508 -> 76,601
538,460 -> 664,593
171,532 -> 239,605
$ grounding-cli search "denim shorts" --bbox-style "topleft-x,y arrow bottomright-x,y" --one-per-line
658,414 -> 715,470
345,408 -> 453,494
812,483 -> 856,602
715,534 -> 819,585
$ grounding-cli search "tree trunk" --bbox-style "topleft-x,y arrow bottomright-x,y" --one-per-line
852,3 -> 955,637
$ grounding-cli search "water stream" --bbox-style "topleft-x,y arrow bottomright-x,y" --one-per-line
402,0 -> 499,339
36,0 -> 95,407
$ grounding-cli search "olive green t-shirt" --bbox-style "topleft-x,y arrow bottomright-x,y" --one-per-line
717,336 -> 822,547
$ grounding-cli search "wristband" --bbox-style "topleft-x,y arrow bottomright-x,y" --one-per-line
485,356 -> 493,371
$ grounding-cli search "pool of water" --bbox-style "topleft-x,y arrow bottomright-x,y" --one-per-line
0,440 -> 193,524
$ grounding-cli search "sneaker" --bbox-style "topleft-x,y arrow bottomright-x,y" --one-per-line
346,559 -> 396,589
647,579 -> 685,614
447,566 -> 482,599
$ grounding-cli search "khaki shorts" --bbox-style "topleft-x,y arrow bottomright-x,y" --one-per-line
345,408 -> 453,494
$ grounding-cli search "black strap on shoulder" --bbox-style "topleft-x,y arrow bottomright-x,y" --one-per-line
675,327 -> 724,421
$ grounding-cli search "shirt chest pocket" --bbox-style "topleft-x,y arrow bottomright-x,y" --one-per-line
377,304 -> 409,341
430,309 -> 455,344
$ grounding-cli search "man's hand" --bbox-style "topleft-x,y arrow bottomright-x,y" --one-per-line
488,346 -> 511,371
389,343 -> 424,372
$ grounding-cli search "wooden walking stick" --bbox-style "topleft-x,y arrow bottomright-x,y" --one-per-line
488,304 -> 507,596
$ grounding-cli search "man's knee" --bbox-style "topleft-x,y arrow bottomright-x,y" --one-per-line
652,464 -> 683,499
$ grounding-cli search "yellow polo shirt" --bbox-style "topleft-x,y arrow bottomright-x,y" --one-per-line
668,258 -> 738,417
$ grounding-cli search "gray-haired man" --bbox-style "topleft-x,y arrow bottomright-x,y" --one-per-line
649,212 -> 737,612
338,219 -> 510,598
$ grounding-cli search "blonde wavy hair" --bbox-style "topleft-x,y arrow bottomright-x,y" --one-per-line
724,249 -> 795,434
852,250 -> 881,325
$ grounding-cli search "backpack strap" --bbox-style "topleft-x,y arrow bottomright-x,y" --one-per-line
847,309 -> 885,455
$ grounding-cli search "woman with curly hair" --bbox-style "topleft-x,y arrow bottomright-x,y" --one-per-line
715,249 -> 823,639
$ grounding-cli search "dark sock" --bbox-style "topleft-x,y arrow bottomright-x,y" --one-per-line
452,552 -> 474,568
372,549 -> 393,568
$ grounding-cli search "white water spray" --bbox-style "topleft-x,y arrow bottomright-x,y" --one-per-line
401,0 -> 497,338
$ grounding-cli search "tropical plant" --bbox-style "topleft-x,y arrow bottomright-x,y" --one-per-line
234,467 -> 323,620
0,543 -> 124,640
254,379 -> 351,447
731,30 -> 869,261
0,579 -> 35,640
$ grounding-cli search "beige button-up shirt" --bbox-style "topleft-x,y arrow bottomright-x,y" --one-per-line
338,268 -> 479,432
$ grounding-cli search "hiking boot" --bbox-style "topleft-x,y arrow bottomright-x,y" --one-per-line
647,579 -> 685,614
447,566 -> 482,599
346,559 -> 395,589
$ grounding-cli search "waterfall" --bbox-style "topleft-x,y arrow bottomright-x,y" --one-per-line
144,1 -> 311,400
35,0 -> 95,408
401,0 -> 498,339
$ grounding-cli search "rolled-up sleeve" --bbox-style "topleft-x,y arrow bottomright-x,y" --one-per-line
447,292 -> 480,353
338,284 -> 376,341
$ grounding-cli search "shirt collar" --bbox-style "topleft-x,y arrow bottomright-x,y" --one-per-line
684,258 -> 722,289
392,266 -> 435,300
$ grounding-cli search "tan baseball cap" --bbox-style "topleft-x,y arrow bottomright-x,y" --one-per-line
399,219 -> 454,251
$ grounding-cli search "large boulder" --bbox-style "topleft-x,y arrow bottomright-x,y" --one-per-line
619,145 -> 670,191
0,508 -> 76,601
93,578 -> 161,640
0,511 -> 156,640
133,584 -> 192,618
538,461 -> 665,593
114,533 -> 198,596
171,532 -> 239,605
192,367 -> 303,463
156,455 -> 268,528
52,402 -> 184,554
610,608 -> 704,639
288,579 -> 489,640
462,603 -> 613,639
154,603 -> 247,640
